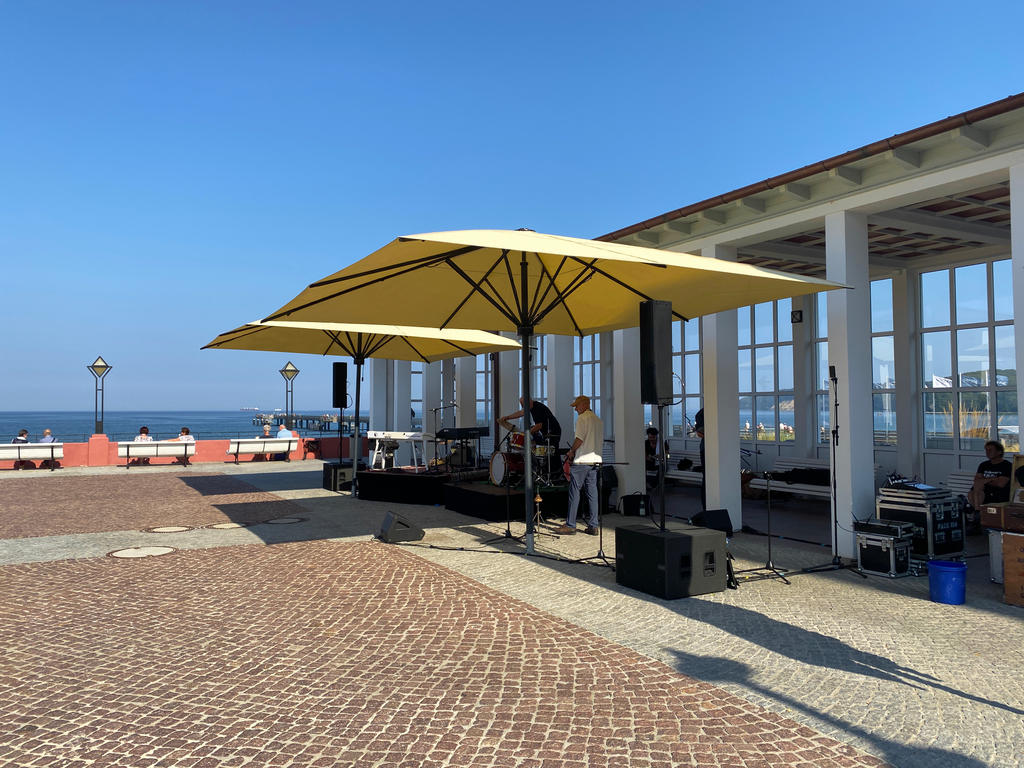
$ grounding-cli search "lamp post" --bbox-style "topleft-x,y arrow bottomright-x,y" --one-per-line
279,361 -> 299,429
87,356 -> 112,434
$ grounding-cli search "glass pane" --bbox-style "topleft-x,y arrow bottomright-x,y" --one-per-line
738,349 -> 752,393
817,394 -> 831,445
672,355 -> 682,393
922,331 -> 952,389
777,298 -> 792,343
593,366 -> 601,398
739,396 -> 753,441
683,319 -> 700,352
755,302 -> 774,345
816,341 -> 829,391
777,345 -> 794,391
755,396 -> 777,441
957,328 -> 990,387
475,373 -> 486,398
959,391 -> 991,451
582,366 -> 593,396
779,396 -> 795,441
672,321 -> 682,355
816,292 -> 828,338
737,306 -> 751,346
995,325 -> 1015,387
411,376 -> 423,400
670,400 -> 682,437
573,339 -> 583,363
871,279 -> 894,333
997,390 -> 1019,453
993,259 -> 1013,322
684,353 -> 700,395
873,393 -> 897,446
872,336 -> 895,390
592,334 -> 600,358
955,263 -> 988,325
755,347 -> 775,392
920,269 -> 950,328
923,391 -> 954,449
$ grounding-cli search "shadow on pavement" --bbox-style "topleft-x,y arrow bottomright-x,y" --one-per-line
666,649 -> 989,768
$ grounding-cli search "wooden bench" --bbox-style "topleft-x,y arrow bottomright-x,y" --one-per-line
0,443 -> 64,470
117,441 -> 196,468
748,457 -> 832,498
226,437 -> 299,464
941,471 -> 975,500
663,447 -> 703,486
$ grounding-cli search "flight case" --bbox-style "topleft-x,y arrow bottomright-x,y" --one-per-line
876,487 -> 965,561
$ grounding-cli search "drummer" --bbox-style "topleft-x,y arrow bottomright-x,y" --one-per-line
500,397 -> 561,449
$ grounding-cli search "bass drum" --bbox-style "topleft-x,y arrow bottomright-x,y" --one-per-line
489,451 -> 525,487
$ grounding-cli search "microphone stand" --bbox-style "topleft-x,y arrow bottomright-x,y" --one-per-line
803,367 -> 866,577
482,428 -> 560,545
733,471 -> 790,584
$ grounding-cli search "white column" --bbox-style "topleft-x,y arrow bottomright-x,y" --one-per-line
1011,164 -> 1024,433
423,361 -> 442,460
546,334 -> 575,443
455,356 -> 476,427
892,269 -> 921,479
599,332 -> 614,438
825,211 -> 874,558
393,361 -> 412,464
612,327 -> 644,495
700,244 -> 742,531
368,358 -> 391,432
790,294 -> 815,459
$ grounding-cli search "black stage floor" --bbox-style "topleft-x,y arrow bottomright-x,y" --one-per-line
356,469 -> 453,505
444,481 -> 569,523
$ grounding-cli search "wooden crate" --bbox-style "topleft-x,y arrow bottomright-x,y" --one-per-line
1002,532 -> 1024,607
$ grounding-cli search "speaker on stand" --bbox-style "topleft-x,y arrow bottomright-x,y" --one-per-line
640,300 -> 674,532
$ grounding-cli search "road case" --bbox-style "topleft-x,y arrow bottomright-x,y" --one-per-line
876,496 -> 965,560
857,532 -> 912,577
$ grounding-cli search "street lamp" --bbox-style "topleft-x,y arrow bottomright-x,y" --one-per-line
87,356 -> 112,434
279,361 -> 299,429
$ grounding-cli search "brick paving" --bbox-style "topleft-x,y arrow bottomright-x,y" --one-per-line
0,472 -> 303,538
2,466 -> 1023,767
0,539 -> 886,768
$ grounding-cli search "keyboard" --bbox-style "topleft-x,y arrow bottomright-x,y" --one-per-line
436,426 -> 489,440
366,431 -> 432,440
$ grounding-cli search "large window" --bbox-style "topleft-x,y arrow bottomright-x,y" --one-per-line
871,279 -> 896,446
739,299 -> 794,442
520,336 -> 548,403
573,334 -> 602,418
815,293 -> 830,445
920,259 -> 1017,453
410,362 -> 423,431
475,353 -> 492,428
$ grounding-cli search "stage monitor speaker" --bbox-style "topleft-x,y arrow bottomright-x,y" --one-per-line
332,362 -> 348,409
377,511 -> 425,543
322,461 -> 353,492
615,524 -> 727,599
639,300 -> 673,405
690,508 -> 733,537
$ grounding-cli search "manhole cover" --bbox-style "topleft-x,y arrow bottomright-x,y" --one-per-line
208,522 -> 250,530
264,517 -> 305,525
109,546 -> 175,559
146,526 -> 191,533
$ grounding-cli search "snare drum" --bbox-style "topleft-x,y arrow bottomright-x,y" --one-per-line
508,431 -> 526,451
489,451 -> 525,486
532,444 -> 551,457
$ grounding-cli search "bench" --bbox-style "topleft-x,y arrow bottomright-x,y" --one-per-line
117,441 -> 196,468
664,446 -> 703,486
0,443 -> 64,470
226,438 -> 299,464
942,471 -> 975,500
748,457 -> 832,499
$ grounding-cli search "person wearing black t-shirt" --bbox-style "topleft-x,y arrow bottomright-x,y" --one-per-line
501,397 -> 562,447
968,440 -> 1012,514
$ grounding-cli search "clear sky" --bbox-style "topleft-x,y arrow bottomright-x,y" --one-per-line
3,1 -> 1023,412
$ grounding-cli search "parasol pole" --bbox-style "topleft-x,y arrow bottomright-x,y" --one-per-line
353,354 -> 364,497
519,253 -> 536,554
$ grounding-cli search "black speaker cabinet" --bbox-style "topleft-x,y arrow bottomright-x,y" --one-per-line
639,300 -> 673,405
377,511 -> 425,543
322,461 -> 352,492
615,524 -> 727,599
332,362 -> 348,409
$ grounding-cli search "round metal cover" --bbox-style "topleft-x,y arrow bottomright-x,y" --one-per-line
109,546 -> 175,559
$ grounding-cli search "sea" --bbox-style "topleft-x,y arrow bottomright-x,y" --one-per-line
0,411 -> 364,444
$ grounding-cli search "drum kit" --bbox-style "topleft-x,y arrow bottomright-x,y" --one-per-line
489,429 -> 564,488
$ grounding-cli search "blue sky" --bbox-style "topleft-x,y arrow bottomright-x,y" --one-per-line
3,1 -> 1023,412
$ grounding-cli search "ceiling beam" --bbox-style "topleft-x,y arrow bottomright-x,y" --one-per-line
953,125 -> 990,151
635,230 -> 661,245
783,183 -> 811,200
829,166 -> 862,186
736,197 -> 765,213
666,220 -> 692,235
700,209 -> 727,225
869,208 -> 1009,245
885,147 -> 922,169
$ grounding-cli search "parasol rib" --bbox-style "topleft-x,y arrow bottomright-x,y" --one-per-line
441,259 -> 519,328
567,257 -> 690,322
309,245 -> 478,288
441,251 -> 518,330
397,336 -> 432,364
501,250 -> 522,320
532,258 -> 584,336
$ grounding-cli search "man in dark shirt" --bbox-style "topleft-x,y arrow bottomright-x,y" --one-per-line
693,409 -> 706,511
501,397 -> 562,447
968,440 -> 1012,512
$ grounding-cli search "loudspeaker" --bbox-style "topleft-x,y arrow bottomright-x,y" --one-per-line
322,461 -> 353,492
376,511 -> 425,543
639,300 -> 673,405
621,493 -> 650,517
332,362 -> 348,409
690,508 -> 733,537
615,524 -> 727,599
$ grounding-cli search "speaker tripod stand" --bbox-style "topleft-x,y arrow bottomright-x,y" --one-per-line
570,461 -> 625,570
733,471 -> 790,584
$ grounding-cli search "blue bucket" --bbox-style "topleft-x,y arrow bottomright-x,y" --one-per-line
928,560 -> 967,605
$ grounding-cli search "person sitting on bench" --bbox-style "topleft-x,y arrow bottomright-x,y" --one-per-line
968,441 -> 1011,528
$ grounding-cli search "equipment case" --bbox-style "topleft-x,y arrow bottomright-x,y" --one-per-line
857,532 -> 912,577
876,497 -> 965,560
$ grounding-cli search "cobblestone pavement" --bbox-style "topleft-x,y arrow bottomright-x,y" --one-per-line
2,463 -> 1022,767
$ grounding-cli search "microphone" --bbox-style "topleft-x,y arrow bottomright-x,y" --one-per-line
829,365 -> 837,382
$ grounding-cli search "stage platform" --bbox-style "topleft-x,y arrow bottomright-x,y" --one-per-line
443,481 -> 569,523
356,469 -> 454,505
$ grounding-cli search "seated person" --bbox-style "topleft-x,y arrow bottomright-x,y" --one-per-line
644,427 -> 668,471
254,423 -> 273,460
501,397 -> 561,447
170,427 -> 195,464
275,423 -> 293,460
11,429 -> 33,470
38,429 -> 58,469
133,426 -> 153,465
968,440 -> 1011,519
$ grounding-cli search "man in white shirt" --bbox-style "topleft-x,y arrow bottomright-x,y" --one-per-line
555,395 -> 603,536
